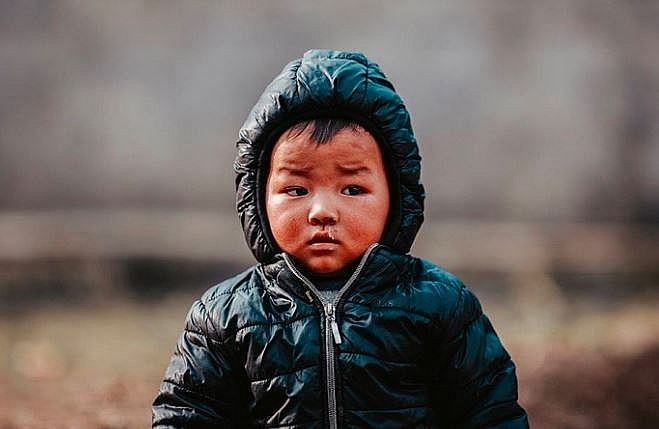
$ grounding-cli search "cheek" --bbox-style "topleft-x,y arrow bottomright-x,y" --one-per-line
346,199 -> 389,240
267,200 -> 304,246
268,198 -> 302,220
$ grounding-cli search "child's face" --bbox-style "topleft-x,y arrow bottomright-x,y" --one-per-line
266,126 -> 390,275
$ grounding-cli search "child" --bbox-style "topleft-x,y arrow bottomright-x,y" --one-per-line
152,49 -> 528,428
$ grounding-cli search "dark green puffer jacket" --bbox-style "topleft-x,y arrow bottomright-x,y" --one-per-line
152,50 -> 528,428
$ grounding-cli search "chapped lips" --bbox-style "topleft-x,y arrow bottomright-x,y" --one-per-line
308,231 -> 338,244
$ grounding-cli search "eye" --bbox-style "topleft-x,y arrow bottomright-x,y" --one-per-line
341,185 -> 364,196
285,187 -> 308,197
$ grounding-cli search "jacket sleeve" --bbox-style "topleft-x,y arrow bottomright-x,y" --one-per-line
152,299 -> 249,428
430,284 -> 529,429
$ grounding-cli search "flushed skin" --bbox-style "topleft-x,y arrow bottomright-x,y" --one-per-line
266,126 -> 390,274
152,50 -> 528,428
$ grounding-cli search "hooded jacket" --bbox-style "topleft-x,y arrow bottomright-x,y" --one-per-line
152,50 -> 528,428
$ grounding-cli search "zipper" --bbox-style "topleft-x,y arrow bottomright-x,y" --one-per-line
324,302 -> 339,428
283,243 -> 378,429
327,303 -> 342,344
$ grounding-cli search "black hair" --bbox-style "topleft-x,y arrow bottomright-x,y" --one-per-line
282,118 -> 364,145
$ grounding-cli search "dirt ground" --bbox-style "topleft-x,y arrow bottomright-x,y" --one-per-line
1,291 -> 658,429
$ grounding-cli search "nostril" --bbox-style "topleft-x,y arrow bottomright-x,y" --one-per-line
310,215 -> 336,226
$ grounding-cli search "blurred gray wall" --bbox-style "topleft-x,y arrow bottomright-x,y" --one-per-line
1,0 -> 658,223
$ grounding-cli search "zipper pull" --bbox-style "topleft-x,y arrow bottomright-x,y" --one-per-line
326,303 -> 342,345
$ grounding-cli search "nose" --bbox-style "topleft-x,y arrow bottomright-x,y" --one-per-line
308,193 -> 338,226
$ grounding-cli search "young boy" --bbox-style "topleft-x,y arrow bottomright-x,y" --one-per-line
152,49 -> 528,428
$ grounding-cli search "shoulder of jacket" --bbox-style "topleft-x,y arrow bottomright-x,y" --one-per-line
198,265 -> 261,304
369,248 -> 464,295
408,257 -> 482,320
416,258 -> 463,289
184,265 -> 264,340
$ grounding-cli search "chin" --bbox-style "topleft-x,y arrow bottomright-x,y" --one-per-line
307,265 -> 341,275
309,263 -> 363,278
304,260 -> 344,276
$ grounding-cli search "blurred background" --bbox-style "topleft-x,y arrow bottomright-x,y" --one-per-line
1,1 -> 658,428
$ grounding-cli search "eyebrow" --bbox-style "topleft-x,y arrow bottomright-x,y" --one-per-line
273,166 -> 311,177
336,165 -> 371,175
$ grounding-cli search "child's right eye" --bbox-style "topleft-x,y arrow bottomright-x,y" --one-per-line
285,187 -> 308,196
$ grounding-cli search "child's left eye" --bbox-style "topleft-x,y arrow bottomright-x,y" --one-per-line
341,186 -> 363,196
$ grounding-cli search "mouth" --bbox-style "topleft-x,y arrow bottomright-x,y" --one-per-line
308,231 -> 339,246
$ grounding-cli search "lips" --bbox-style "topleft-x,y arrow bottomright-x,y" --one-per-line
308,231 -> 339,245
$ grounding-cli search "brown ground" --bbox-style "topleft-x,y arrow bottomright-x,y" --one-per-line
1,292 -> 658,429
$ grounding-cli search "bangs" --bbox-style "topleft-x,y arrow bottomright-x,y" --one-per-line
284,118 -> 365,145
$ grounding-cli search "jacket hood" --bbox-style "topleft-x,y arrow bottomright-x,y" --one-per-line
234,49 -> 424,263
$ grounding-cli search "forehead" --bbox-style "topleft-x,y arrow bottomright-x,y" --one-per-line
270,126 -> 384,167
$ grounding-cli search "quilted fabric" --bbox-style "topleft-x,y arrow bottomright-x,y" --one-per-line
152,246 -> 528,428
